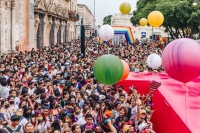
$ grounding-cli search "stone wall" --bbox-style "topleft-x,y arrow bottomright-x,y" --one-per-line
0,0 -> 79,54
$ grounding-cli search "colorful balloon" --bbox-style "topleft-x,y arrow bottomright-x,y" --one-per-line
162,38 -> 200,83
147,11 -> 164,27
147,54 -> 162,69
140,18 -> 147,26
120,60 -> 130,81
93,54 -> 124,85
99,25 -> 114,41
119,2 -> 131,15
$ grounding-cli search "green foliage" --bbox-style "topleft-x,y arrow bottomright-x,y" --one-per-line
103,15 -> 112,25
130,0 -> 200,39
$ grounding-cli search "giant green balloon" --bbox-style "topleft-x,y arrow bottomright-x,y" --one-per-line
93,54 -> 124,85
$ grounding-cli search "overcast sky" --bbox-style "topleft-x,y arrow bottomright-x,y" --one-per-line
77,0 -> 138,24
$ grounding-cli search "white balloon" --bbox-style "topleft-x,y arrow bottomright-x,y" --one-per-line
99,24 -> 114,41
147,54 -> 162,69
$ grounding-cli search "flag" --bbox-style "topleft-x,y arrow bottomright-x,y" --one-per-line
149,80 -> 161,92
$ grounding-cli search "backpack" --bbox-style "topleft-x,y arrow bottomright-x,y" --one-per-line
4,125 -> 21,133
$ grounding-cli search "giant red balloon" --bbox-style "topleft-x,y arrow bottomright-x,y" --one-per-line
120,60 -> 130,81
162,38 -> 200,83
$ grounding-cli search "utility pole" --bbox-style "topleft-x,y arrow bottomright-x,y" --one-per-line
81,18 -> 85,57
75,18 -> 91,57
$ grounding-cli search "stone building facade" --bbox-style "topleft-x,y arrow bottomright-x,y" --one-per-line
0,0 -> 79,54
77,4 -> 94,37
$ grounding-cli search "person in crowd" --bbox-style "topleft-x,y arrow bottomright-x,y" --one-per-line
72,124 -> 81,133
4,115 -> 24,133
33,111 -> 52,133
0,38 -> 161,133
24,122 -> 38,133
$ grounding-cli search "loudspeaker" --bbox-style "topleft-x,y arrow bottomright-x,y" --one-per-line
81,26 -> 85,57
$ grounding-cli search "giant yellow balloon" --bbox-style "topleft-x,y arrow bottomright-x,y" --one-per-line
119,2 -> 131,15
147,11 -> 164,27
139,18 -> 147,26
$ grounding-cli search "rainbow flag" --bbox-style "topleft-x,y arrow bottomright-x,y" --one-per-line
98,38 -> 107,44
99,26 -> 134,44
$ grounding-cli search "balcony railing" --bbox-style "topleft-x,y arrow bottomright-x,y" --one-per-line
68,10 -> 79,21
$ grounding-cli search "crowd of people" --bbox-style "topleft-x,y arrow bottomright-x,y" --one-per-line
0,38 -> 163,133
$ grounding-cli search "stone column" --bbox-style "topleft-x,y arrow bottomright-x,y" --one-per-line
57,19 -> 62,43
0,0 -> 4,54
43,14 -> 48,46
11,0 -> 16,51
74,25 -> 77,39
54,19 -> 60,45
46,16 -> 52,46
3,1 -> 12,53
34,13 -> 40,48
61,21 -> 66,42
67,23 -> 70,42
37,13 -> 45,49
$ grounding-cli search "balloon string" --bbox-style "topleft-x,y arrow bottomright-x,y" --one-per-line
185,83 -> 188,126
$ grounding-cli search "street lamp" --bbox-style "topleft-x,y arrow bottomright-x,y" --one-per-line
94,0 -> 96,34
75,18 -> 92,57
193,0 -> 197,6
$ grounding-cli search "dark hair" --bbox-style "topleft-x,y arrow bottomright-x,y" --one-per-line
11,115 -> 20,121
85,114 -> 93,119
72,124 -> 80,133
74,105 -> 81,111
83,107 -> 90,115
1,78 -> 7,86
71,77 -> 77,81
104,101 -> 112,110
37,82 -> 43,85
76,92 -> 83,98
21,87 -> 28,95
51,120 -> 61,132
69,95 -> 76,101
1,100 -> 7,106
7,95 -> 14,101
25,122 -> 33,128
85,130 -> 93,133
28,82 -> 34,86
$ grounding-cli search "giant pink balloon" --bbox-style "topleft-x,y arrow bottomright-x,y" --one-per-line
162,38 -> 200,83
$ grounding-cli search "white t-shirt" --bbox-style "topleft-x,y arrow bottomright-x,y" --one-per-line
19,117 -> 28,127
86,89 -> 92,95
9,104 -> 19,113
28,88 -> 35,95
51,69 -> 58,76
77,117 -> 86,126
4,125 -> 24,133
14,97 -> 21,107
37,121 -> 51,132
0,86 -> 10,98
75,113 -> 83,120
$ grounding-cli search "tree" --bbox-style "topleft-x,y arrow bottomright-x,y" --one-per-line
103,15 -> 112,25
130,0 -> 200,39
